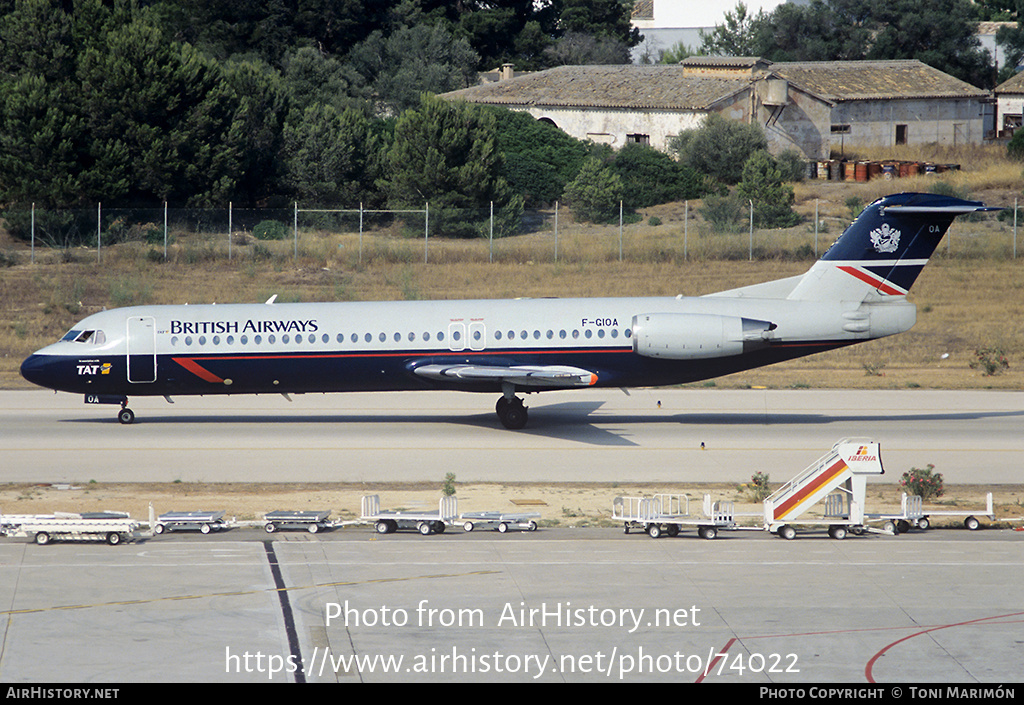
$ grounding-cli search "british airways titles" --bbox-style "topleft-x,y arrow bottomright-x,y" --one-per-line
169,319 -> 319,335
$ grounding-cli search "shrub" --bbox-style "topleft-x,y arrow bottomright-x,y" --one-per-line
737,151 -> 801,228
669,113 -> 768,185
969,347 -> 1010,376
700,192 -> 745,232
562,157 -> 623,224
253,220 -> 290,241
741,471 -> 772,502
442,472 -> 457,497
900,464 -> 944,500
610,143 -> 706,209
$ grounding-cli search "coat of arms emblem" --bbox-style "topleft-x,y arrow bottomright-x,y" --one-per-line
869,223 -> 900,253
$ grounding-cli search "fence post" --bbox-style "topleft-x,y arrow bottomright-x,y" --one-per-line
228,201 -> 232,261
554,201 -> 559,262
97,202 -> 102,263
619,200 -> 623,262
814,198 -> 819,257
293,201 -> 298,261
748,200 -> 754,261
163,201 -> 168,260
489,201 -> 494,263
683,200 -> 688,261
1015,198 -> 1018,260
424,202 -> 429,263
359,202 -> 364,266
30,203 -> 35,264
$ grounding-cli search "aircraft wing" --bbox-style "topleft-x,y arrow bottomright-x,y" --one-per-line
413,363 -> 598,388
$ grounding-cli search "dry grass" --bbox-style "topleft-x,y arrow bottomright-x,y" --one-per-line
2,160 -> 1023,391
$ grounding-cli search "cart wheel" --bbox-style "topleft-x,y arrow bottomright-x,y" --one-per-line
308,523 -> 319,534
648,524 -> 662,539
375,520 -> 390,534
200,524 -> 211,534
264,523 -> 277,533
498,522 -> 508,533
623,524 -> 630,534
666,524 -> 680,537
896,520 -> 910,534
106,532 -> 123,545
828,525 -> 847,540
34,531 -> 51,545
778,525 -> 796,540
153,524 -> 165,534
965,516 -> 980,531
699,526 -> 718,540
463,521 -> 475,532
527,521 -> 538,532
916,517 -> 930,531
418,521 -> 433,536
434,522 -> 446,534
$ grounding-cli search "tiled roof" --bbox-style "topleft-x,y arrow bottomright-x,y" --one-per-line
443,60 -> 988,112
443,65 -> 748,110
770,60 -> 988,101
994,70 -> 1024,94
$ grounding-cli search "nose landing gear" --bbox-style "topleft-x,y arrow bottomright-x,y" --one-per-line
118,401 -> 135,425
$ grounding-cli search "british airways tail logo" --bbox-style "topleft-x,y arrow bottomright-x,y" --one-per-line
869,224 -> 900,254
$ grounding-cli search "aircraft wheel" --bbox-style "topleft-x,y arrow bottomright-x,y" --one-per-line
118,407 -> 135,425
965,516 -> 980,531
499,400 -> 528,430
778,525 -> 797,540
34,531 -> 51,546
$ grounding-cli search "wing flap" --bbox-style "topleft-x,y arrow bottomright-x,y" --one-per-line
414,363 -> 598,388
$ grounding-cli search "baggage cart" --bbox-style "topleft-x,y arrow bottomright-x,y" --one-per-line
10,512 -> 139,546
460,511 -> 540,533
154,511 -> 228,535
263,510 -> 332,534
613,494 -> 735,539
361,495 -> 458,536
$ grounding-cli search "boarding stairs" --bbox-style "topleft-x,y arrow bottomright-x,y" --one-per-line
763,438 -> 884,536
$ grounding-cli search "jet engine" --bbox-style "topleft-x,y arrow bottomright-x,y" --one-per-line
632,313 -> 776,360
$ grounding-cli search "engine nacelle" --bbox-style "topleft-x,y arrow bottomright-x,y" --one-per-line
632,313 -> 775,360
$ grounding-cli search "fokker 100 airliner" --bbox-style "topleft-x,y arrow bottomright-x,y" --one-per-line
21,192 -> 996,429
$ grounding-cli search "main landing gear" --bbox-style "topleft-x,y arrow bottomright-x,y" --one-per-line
495,395 -> 528,430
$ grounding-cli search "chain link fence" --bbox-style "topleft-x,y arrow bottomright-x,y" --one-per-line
2,200 -> 1019,267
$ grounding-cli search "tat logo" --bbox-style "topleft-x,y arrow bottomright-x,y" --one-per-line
77,362 -> 112,376
869,223 -> 900,254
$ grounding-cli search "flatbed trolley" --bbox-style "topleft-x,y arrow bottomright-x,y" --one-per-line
613,494 -> 735,539
361,495 -> 458,536
154,511 -> 228,534
872,492 -> 995,532
460,511 -> 540,533
9,512 -> 139,546
263,510 -> 332,533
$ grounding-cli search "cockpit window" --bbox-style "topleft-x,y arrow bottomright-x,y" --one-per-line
61,329 -> 106,344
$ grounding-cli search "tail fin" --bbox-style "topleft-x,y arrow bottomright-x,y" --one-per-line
787,192 -> 998,301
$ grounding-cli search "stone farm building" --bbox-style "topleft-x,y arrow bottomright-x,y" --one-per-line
443,57 -> 991,160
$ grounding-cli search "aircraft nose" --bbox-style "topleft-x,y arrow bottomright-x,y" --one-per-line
20,353 -> 54,389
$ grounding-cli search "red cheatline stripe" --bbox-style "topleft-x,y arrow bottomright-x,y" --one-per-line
172,357 -> 224,383
774,459 -> 849,520
837,265 -> 904,296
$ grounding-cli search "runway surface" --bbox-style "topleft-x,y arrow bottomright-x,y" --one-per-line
1,528 -> 1022,684
2,387 -> 1023,684
3,388 -> 1022,483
